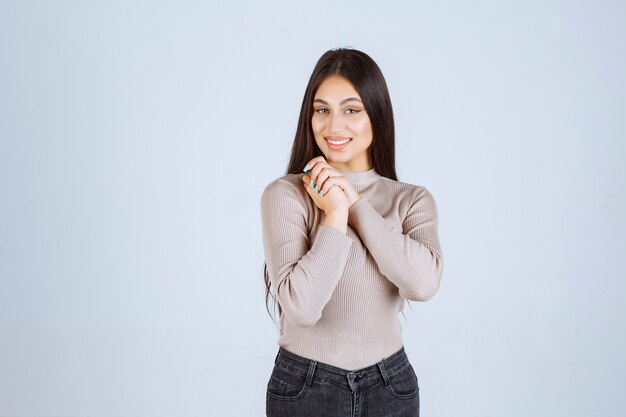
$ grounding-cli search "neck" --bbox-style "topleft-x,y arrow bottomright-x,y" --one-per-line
335,166 -> 381,186
329,164 -> 373,172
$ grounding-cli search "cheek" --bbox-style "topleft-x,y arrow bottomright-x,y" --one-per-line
311,116 -> 324,135
351,115 -> 373,137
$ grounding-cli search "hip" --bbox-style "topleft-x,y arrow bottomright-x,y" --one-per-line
266,346 -> 420,417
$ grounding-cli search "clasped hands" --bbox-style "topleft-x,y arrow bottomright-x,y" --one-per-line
300,156 -> 361,216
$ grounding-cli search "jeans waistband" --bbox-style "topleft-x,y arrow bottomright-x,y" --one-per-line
274,347 -> 411,391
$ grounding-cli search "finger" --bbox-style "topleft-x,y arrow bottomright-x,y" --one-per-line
302,175 -> 325,207
301,173 -> 322,198
331,176 -> 360,203
319,177 -> 336,197
310,160 -> 327,184
316,164 -> 341,189
314,164 -> 333,190
303,156 -> 327,174
309,160 -> 345,190
304,172 -> 343,200
301,173 -> 314,192
317,167 -> 347,193
323,179 -> 343,197
322,173 -> 351,197
309,161 -> 334,193
322,182 -> 345,198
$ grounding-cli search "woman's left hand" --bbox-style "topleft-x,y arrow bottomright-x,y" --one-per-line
301,156 -> 361,208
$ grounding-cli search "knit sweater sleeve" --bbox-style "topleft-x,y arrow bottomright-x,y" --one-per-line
347,186 -> 443,301
260,178 -> 353,327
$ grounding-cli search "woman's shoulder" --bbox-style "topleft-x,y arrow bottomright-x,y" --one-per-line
262,173 -> 302,192
375,178 -> 439,220
375,176 -> 435,201
260,173 -> 308,205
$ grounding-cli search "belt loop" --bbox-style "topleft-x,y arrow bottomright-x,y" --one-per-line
377,360 -> 390,388
274,348 -> 281,364
304,360 -> 317,388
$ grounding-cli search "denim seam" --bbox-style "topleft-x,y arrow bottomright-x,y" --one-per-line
274,360 -> 309,378
386,361 -> 411,378
386,385 -> 419,400
385,363 -> 419,400
266,361 -> 316,402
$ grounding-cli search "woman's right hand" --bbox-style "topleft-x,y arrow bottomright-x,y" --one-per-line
300,157 -> 355,234
300,172 -> 350,215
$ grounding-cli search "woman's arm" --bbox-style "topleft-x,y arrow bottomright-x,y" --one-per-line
261,178 -> 353,327
347,186 -> 443,301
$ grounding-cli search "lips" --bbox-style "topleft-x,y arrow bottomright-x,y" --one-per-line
325,137 -> 352,150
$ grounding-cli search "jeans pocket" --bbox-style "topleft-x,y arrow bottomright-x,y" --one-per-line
266,362 -> 309,401
387,363 -> 419,400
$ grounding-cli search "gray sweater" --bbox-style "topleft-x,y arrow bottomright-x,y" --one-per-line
260,167 -> 443,370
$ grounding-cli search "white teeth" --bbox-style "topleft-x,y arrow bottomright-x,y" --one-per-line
328,138 -> 350,145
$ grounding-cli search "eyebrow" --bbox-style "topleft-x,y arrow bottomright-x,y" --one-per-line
313,97 -> 363,105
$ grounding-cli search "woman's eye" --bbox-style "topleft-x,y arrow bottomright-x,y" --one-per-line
345,108 -> 361,114
315,108 -> 329,114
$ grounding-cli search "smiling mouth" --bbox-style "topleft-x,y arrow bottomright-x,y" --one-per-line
325,137 -> 352,149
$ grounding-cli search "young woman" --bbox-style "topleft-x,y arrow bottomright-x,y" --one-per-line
260,48 -> 443,417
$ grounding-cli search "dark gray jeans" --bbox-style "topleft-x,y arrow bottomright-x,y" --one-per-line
266,347 -> 420,417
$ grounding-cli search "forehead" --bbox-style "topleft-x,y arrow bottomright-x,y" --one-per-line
314,75 -> 361,100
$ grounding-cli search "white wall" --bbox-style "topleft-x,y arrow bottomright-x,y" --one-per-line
1,1 -> 624,416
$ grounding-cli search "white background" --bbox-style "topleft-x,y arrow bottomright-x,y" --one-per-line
1,1 -> 624,416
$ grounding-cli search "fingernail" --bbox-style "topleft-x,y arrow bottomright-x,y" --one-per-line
320,190 -> 325,197
303,164 -> 310,173
315,184 -> 319,193
309,180 -> 314,188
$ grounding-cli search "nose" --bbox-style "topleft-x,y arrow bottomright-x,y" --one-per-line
329,112 -> 345,133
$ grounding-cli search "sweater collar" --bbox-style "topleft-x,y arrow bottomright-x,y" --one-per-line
336,167 -> 381,186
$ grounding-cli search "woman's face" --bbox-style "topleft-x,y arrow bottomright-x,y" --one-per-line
311,75 -> 373,172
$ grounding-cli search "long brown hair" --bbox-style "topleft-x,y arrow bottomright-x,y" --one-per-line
265,48 -> 398,318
